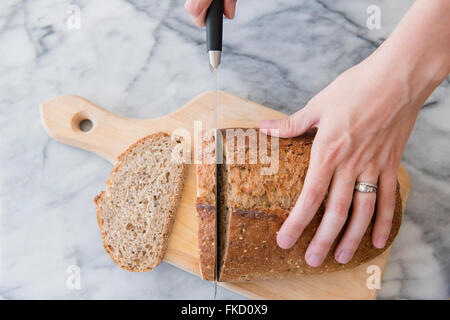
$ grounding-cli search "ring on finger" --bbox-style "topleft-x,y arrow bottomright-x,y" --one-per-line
355,181 -> 378,193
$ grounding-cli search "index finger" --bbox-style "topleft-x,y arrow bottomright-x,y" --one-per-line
277,139 -> 335,249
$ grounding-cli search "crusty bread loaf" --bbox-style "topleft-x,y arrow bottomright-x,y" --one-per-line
95,132 -> 187,272
196,128 -> 402,282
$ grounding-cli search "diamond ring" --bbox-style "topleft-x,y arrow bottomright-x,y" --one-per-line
355,182 -> 378,193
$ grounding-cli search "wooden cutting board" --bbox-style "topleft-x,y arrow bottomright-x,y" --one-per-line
40,91 -> 410,300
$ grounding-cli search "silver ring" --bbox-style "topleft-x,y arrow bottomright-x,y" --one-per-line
355,181 -> 378,193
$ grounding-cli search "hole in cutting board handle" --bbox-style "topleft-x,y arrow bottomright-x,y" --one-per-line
79,119 -> 93,132
71,111 -> 97,133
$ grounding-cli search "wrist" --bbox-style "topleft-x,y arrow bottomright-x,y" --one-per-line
377,44 -> 447,88
362,43 -> 447,111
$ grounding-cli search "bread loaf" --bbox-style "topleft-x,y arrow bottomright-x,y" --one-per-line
196,128 -> 402,282
95,132 -> 187,272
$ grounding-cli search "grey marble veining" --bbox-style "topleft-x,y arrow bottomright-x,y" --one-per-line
0,0 -> 448,299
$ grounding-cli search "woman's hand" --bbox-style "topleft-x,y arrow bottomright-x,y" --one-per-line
261,61 -> 418,267
184,0 -> 449,267
185,0 -> 237,26
260,0 -> 450,267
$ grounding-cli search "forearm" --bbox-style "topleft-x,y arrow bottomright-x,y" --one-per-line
367,0 -> 450,109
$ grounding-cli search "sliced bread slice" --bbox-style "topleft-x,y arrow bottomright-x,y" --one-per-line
195,130 -> 217,281
95,132 -> 187,272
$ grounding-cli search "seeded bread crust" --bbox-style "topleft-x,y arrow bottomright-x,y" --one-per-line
219,192 -> 402,281
95,132 -> 187,272
196,201 -> 216,281
196,128 -> 402,282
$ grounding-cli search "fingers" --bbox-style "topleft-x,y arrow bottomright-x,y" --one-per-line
185,0 -> 212,27
224,0 -> 237,19
372,169 -> 398,248
334,170 -> 378,264
305,169 -> 356,267
259,107 -> 318,138
185,0 -> 237,27
276,137 -> 334,249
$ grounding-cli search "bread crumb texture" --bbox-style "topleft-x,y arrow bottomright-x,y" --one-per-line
95,132 -> 187,272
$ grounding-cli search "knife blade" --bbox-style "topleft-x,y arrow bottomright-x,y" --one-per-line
206,0 -> 223,299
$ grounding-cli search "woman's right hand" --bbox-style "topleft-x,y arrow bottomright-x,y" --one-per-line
185,0 -> 237,26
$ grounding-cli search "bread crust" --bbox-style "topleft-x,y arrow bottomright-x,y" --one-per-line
196,201 -> 216,280
219,188 -> 402,281
95,132 -> 187,272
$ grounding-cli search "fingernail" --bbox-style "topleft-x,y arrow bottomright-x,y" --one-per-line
374,234 -> 387,248
277,234 -> 295,249
306,254 -> 323,267
336,249 -> 352,264
259,120 -> 275,128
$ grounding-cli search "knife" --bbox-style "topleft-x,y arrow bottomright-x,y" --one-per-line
206,0 -> 223,299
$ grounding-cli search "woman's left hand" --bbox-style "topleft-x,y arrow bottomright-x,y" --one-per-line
260,58 -> 423,267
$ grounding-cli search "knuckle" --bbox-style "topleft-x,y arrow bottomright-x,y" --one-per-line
315,239 -> 331,252
332,202 -> 349,224
289,215 -> 306,233
337,167 -> 357,183
377,218 -> 393,232
342,159 -> 359,173
361,151 -> 377,168
323,143 -> 340,163
386,161 -> 399,173
359,198 -> 375,216
384,152 -> 401,170
342,153 -> 377,176
280,116 -> 296,135
302,187 -> 322,209
365,163 -> 379,177
383,190 -> 397,209
340,237 -> 361,251
320,137 -> 349,164
310,237 -> 331,252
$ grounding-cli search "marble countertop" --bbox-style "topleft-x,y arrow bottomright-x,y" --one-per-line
0,0 -> 448,299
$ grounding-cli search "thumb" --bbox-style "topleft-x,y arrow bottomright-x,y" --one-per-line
259,107 -> 317,138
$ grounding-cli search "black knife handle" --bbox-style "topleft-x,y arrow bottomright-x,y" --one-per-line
206,0 -> 223,51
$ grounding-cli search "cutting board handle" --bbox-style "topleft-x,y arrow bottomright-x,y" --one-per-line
40,94 -> 143,163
